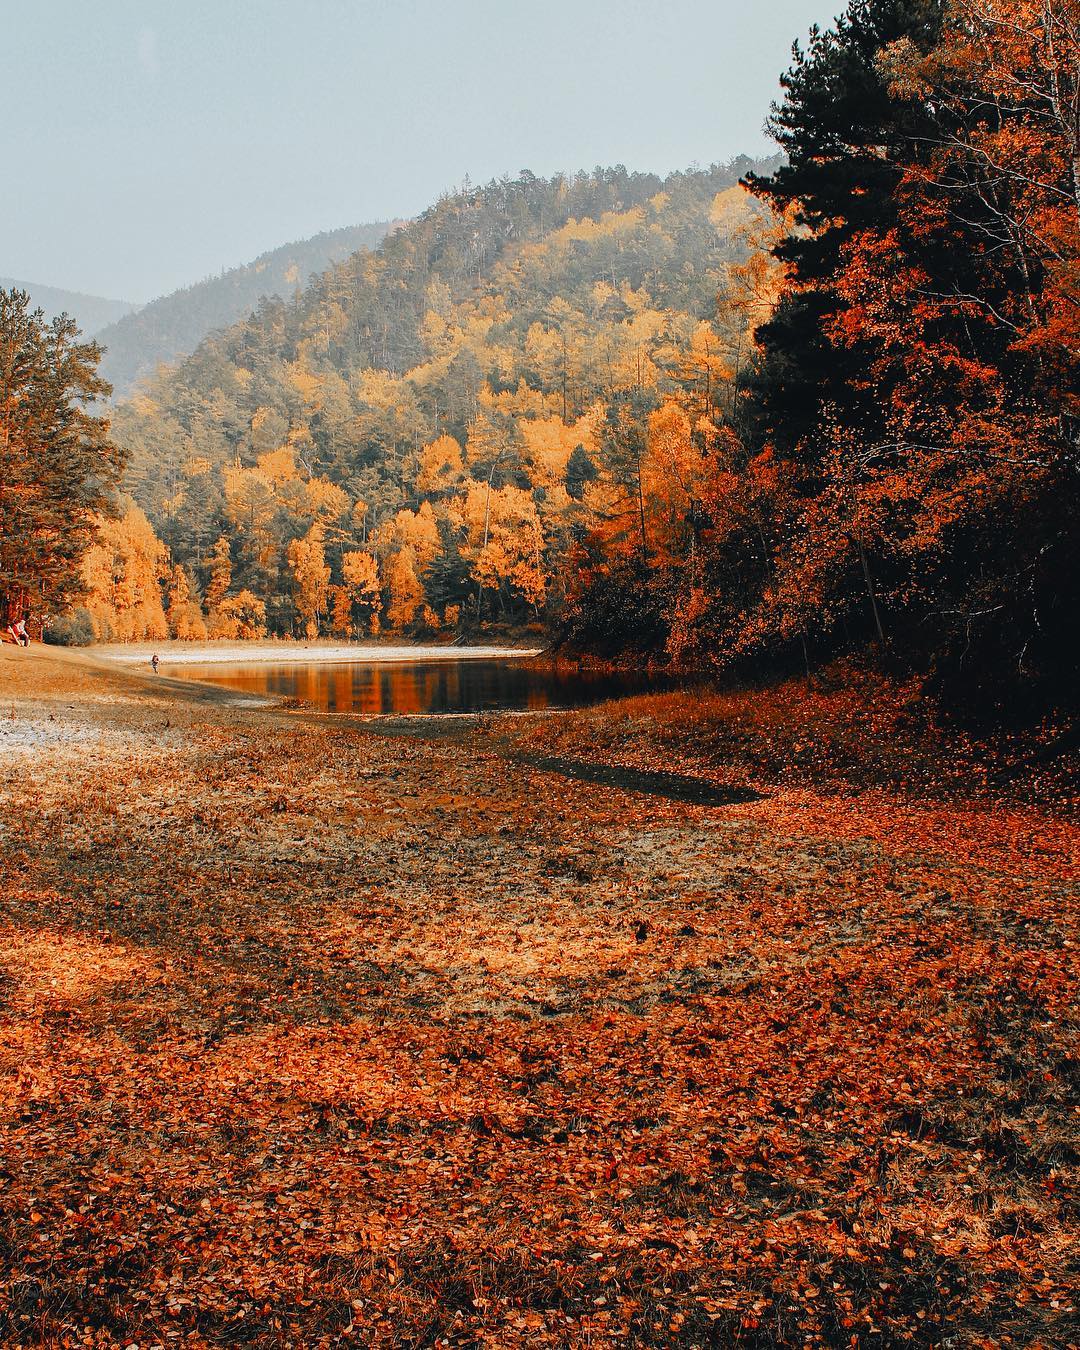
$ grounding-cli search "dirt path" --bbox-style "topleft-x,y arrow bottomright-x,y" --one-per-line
0,645 -> 1076,1347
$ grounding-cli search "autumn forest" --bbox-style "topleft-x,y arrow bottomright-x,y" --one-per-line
0,1 -> 1074,725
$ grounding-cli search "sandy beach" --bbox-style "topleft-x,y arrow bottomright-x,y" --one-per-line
96,640 -> 546,666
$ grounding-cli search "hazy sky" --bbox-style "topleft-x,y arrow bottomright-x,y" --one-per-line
3,0 -> 839,302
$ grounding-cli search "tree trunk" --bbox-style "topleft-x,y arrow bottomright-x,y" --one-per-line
637,455 -> 649,562
857,538 -> 887,648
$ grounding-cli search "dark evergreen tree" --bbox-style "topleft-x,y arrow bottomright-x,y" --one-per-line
565,444 -> 599,501
425,530 -> 474,615
0,288 -> 124,624
742,0 -> 945,457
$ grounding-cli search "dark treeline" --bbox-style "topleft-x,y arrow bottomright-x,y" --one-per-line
564,0 -> 1079,723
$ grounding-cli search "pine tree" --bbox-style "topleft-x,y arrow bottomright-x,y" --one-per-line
564,445 -> 598,501
205,536 -> 233,608
743,0 -> 945,457
0,289 -> 124,624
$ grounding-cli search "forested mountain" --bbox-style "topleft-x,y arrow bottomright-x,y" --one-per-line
111,159 -> 779,638
96,220 -> 399,397
8,0 -> 1075,727
100,0 -> 1078,723
0,277 -> 139,336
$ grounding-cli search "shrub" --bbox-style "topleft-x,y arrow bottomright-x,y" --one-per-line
43,606 -> 96,646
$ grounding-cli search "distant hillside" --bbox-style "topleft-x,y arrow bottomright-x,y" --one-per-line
114,158 -> 782,637
97,220 -> 400,397
0,278 -> 140,336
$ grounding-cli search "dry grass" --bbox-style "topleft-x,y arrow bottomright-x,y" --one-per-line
0,646 -> 1076,1346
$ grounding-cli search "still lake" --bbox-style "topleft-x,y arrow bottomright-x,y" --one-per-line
171,657 -> 661,716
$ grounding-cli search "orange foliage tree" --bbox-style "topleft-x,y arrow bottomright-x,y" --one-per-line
0,289 -> 124,626
165,565 -> 208,641
209,590 -> 267,640
82,501 -> 169,641
288,524 -> 331,639
341,550 -> 382,634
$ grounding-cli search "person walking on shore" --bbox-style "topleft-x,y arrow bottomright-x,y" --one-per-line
151,653 -> 160,673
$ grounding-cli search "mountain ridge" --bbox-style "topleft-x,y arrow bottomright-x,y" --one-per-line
95,219 -> 402,397
0,277 -> 140,336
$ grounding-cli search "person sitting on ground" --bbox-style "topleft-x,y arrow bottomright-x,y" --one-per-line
13,617 -> 28,648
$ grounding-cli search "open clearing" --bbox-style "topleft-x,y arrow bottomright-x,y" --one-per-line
0,646 -> 1075,1346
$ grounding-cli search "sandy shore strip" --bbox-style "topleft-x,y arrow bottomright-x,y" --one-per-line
96,640 -> 545,666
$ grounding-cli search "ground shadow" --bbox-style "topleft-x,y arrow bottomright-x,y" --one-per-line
512,751 -> 764,806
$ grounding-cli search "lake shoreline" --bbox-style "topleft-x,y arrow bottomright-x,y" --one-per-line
119,645 -> 647,716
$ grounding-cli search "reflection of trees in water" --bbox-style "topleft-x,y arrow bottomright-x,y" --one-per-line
329,667 -> 359,713
384,667 -> 421,716
301,667 -> 320,704
179,661 -> 655,714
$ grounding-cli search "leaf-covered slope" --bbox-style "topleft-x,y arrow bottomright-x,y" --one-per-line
0,277 -> 140,336
97,220 -> 399,397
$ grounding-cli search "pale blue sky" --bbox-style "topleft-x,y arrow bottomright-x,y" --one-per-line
3,0 -> 840,301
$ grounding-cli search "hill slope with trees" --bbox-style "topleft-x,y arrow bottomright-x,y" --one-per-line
110,159 -> 778,642
95,220 -> 399,397
0,277 -> 139,336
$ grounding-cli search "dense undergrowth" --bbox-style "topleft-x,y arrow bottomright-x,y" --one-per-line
509,662 -> 1080,811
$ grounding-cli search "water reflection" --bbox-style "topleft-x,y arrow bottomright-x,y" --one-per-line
172,658 -> 660,716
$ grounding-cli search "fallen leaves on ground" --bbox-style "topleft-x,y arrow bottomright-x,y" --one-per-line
0,648 -> 1076,1346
